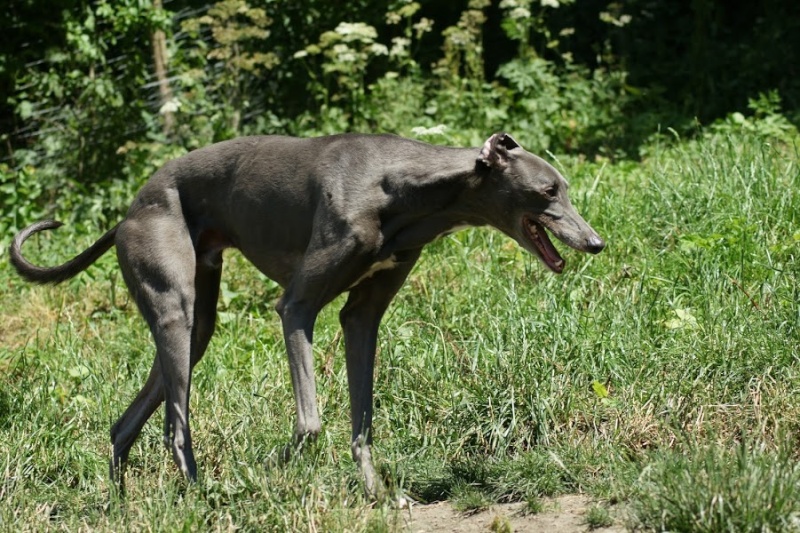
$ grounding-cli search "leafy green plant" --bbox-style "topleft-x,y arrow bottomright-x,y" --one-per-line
293,21 -> 388,132
435,0 -> 490,84
496,16 -> 631,156
522,495 -> 544,515
293,2 -> 435,134
0,163 -> 44,242
489,513 -> 514,533
710,90 -> 799,141
8,0 -> 159,189
499,0 -> 577,59
179,0 -> 280,142
452,483 -> 494,515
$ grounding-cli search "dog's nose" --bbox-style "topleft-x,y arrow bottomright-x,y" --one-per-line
586,235 -> 605,254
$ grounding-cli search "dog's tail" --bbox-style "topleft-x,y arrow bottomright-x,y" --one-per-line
9,220 -> 119,284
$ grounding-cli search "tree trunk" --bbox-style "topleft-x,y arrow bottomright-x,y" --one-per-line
151,0 -> 174,136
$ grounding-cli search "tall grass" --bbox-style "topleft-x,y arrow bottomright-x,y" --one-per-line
631,442 -> 800,532
0,129 -> 797,530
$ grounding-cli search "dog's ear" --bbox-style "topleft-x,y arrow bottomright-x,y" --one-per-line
477,133 -> 521,168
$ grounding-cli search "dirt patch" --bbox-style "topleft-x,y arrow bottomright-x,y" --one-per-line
402,495 -> 626,533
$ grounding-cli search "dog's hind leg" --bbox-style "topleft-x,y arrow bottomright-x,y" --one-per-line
189,259 -> 223,366
110,256 -> 222,485
112,215 -> 201,481
110,358 -> 164,486
339,249 -> 421,499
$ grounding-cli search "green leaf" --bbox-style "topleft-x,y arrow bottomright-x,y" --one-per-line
18,101 -> 33,119
592,380 -> 609,399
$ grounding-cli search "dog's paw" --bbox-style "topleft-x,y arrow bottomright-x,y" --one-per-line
265,437 -> 322,471
366,471 -> 417,509
263,444 -> 294,470
393,492 -> 417,510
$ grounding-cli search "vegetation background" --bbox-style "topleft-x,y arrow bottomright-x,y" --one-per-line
1,0 -> 798,224
0,0 -> 798,531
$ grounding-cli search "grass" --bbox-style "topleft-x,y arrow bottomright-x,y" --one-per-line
586,504 -> 614,530
0,128 -> 798,531
630,442 -> 800,531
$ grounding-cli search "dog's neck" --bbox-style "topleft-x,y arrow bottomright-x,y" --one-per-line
377,145 -> 493,252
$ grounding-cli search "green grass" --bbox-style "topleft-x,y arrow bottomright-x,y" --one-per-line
0,129 -> 798,531
586,504 -> 614,530
630,441 -> 800,532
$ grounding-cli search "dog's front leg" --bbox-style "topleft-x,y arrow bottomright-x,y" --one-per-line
274,228 -> 383,457
276,297 -> 323,446
339,251 -> 420,499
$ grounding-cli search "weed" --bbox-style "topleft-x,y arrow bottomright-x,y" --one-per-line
452,483 -> 494,515
521,496 -> 544,515
489,513 -> 514,533
585,504 -> 614,529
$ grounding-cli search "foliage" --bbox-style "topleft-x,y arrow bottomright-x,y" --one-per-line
292,2 -> 434,134
585,504 -> 614,529
436,0 -> 490,85
179,0 -> 280,141
709,90 -> 799,140
294,21 -> 390,131
0,163 -> 44,240
4,0 -> 800,230
9,0 -> 163,168
4,0 -> 167,229
497,57 -> 629,154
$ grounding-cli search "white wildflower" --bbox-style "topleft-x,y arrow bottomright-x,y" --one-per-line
369,43 -> 389,56
541,0 -> 559,8
159,98 -> 181,115
332,43 -> 350,55
390,37 -> 411,57
411,124 -> 448,137
510,7 -> 531,19
335,22 -> 377,41
413,17 -> 434,35
386,12 -> 402,25
600,11 -> 633,26
448,31 -> 468,47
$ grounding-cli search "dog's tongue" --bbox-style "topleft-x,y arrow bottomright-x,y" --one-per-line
529,222 -> 564,272
539,231 -> 564,272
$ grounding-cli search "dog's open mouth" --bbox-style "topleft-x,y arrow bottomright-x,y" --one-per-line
523,216 -> 564,273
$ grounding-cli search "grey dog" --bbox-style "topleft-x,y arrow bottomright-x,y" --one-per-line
10,132 -> 604,497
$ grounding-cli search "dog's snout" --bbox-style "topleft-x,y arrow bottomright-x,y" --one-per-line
586,235 -> 605,254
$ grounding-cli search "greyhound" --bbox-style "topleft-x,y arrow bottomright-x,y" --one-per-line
10,132 -> 604,497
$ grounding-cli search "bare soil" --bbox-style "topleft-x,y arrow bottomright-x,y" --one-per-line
401,495 -> 626,533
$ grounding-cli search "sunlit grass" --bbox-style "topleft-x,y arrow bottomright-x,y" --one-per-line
0,130 -> 797,530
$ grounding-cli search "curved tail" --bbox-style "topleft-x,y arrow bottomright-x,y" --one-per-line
9,220 -> 119,284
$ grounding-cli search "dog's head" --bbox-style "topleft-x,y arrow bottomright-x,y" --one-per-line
476,133 -> 605,273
